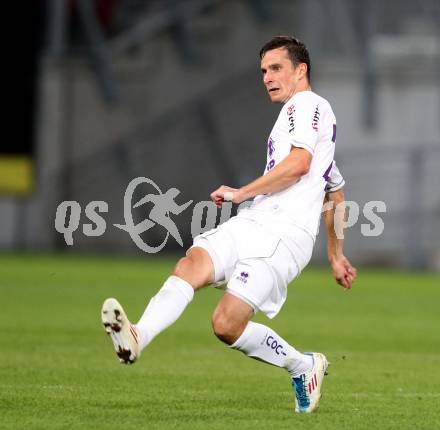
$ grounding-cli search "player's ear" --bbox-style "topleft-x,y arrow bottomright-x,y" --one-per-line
299,63 -> 308,79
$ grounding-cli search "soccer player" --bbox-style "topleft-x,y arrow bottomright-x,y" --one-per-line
102,36 -> 357,413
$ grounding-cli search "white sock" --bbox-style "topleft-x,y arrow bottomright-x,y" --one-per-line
230,321 -> 313,377
136,275 -> 194,350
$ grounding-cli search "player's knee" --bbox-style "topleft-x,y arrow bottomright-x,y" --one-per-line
173,249 -> 213,289
173,256 -> 206,290
173,256 -> 194,280
211,312 -> 241,345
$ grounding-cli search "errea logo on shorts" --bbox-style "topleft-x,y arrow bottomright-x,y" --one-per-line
236,272 -> 249,283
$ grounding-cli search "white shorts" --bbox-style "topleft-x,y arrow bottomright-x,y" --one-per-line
190,215 -> 314,318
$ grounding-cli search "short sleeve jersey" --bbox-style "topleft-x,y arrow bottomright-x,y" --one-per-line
249,90 -> 339,237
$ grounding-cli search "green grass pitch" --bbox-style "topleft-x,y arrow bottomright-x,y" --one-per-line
0,253 -> 439,430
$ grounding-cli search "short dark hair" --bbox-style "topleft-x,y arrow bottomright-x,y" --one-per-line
259,36 -> 311,82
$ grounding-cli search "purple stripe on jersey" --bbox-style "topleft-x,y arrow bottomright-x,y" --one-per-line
323,161 -> 333,183
331,124 -> 337,142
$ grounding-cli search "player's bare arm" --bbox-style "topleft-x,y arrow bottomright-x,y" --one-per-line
323,188 -> 357,289
211,147 -> 312,207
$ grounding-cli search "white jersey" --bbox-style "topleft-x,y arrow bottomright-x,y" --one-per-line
238,90 -> 342,240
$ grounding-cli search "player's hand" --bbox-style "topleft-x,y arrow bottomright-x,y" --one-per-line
330,254 -> 357,290
210,185 -> 245,208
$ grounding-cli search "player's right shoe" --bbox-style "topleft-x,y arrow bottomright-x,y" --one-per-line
101,298 -> 140,364
291,352 -> 329,413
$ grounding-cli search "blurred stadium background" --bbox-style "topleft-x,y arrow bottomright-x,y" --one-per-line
1,0 -> 440,270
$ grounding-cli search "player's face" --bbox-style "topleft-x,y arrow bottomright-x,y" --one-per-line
261,48 -> 305,103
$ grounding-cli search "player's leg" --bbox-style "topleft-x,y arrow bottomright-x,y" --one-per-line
135,246 -> 214,347
211,292 -> 314,377
213,239 -> 329,413
212,291 -> 328,413
101,246 -> 214,363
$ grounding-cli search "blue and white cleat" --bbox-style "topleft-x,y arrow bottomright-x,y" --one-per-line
101,298 -> 140,364
291,352 -> 329,413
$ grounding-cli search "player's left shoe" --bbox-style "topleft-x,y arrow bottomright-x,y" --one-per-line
101,298 -> 140,364
291,352 -> 329,413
